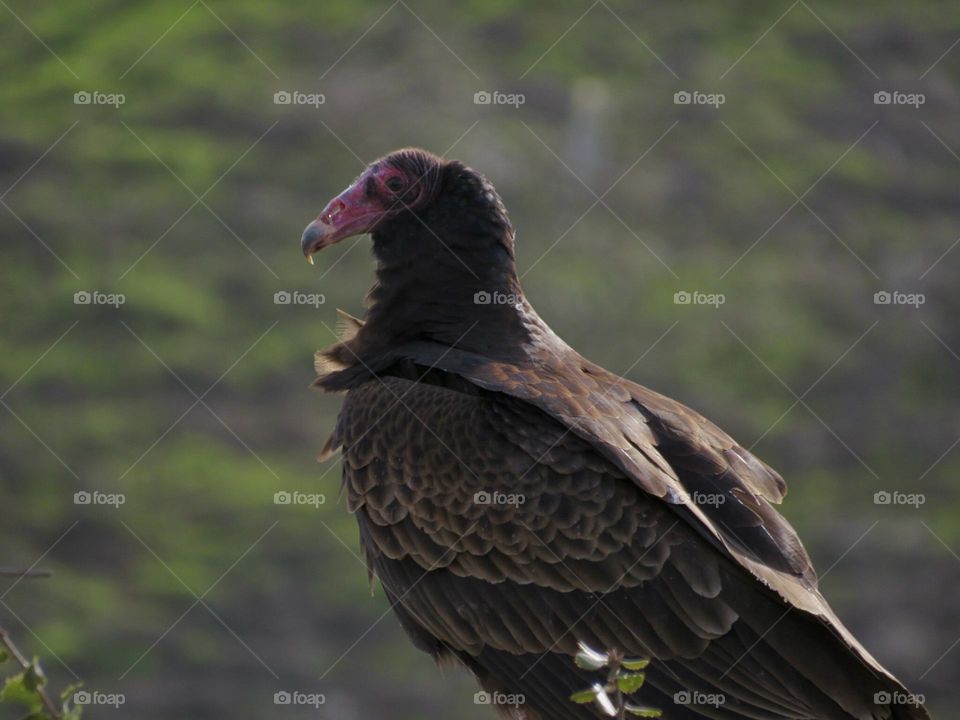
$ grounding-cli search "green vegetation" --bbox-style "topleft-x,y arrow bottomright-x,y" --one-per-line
0,624 -> 81,719
570,644 -> 661,718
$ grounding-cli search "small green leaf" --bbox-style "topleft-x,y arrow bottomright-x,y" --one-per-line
0,671 -> 42,711
621,657 -> 650,670
570,689 -> 599,704
625,702 -> 663,717
616,672 -> 647,694
0,650 -> 9,664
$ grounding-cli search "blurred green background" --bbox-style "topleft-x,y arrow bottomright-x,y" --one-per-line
1,1 -> 958,717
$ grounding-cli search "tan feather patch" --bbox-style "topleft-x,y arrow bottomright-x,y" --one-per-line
317,432 -> 342,462
335,308 -> 365,341
314,350 -> 349,378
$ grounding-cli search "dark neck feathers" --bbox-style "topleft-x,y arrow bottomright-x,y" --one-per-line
359,160 -> 535,356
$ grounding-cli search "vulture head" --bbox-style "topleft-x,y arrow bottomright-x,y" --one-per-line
303,148 -> 516,269
301,148 -> 530,353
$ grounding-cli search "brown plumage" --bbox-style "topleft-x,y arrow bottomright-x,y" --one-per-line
302,148 -> 930,719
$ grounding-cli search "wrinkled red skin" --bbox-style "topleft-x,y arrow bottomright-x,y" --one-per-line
301,164 -> 409,261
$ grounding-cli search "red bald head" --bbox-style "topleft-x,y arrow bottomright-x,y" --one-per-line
301,149 -> 443,263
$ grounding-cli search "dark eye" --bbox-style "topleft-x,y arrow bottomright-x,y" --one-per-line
385,176 -> 405,193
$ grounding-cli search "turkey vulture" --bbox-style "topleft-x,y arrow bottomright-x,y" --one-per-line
301,148 -> 930,719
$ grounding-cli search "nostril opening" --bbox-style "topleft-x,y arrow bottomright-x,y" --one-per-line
321,200 -> 347,224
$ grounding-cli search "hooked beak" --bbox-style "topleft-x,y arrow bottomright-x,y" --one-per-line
302,177 -> 381,264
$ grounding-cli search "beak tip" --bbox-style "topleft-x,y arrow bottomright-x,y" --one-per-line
301,222 -> 324,264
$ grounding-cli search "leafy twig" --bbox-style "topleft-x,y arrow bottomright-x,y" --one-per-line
570,643 -> 662,718
0,625 -> 63,719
